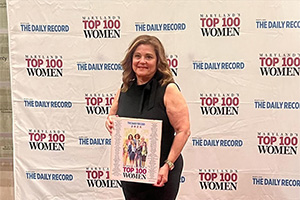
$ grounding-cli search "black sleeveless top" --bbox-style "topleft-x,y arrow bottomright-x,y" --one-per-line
117,73 -> 174,167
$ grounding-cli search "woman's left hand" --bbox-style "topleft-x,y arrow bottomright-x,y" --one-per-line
153,164 -> 169,187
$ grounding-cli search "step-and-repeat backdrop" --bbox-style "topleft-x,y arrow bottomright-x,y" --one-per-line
7,0 -> 300,199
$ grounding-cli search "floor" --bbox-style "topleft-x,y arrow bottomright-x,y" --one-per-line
0,159 -> 14,200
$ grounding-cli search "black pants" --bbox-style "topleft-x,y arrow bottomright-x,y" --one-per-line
121,154 -> 183,200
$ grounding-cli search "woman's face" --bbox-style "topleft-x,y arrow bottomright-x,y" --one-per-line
132,44 -> 157,85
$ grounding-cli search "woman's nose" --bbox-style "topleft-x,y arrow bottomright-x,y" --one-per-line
140,56 -> 146,63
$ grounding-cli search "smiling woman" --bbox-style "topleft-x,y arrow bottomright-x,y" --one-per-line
119,35 -> 174,93
132,44 -> 158,85
105,35 -> 191,200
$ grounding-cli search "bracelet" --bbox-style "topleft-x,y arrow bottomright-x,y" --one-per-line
164,159 -> 174,171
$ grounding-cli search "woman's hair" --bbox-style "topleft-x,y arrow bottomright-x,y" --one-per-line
128,134 -> 133,139
134,133 -> 140,139
120,35 -> 174,92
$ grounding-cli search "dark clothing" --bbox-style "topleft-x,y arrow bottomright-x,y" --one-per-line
121,155 -> 183,200
117,73 -> 183,200
128,144 -> 135,161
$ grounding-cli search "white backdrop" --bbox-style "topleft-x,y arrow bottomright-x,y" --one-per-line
7,0 -> 300,199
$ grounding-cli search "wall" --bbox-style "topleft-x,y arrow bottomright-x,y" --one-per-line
0,0 -> 13,199
6,0 -> 300,199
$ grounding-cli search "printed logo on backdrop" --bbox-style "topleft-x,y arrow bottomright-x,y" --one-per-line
199,93 -> 240,115
20,23 -> 69,33
254,99 -> 300,110
167,55 -> 179,76
193,60 -> 245,70
252,176 -> 300,188
199,169 -> 238,190
259,53 -> 300,76
256,19 -> 300,29
257,132 -> 298,155
77,61 -> 122,71
85,93 -> 114,115
86,167 -> 121,188
79,136 -> 111,146
192,137 -> 243,148
199,13 -> 240,37
82,16 -> 121,39
26,171 -> 73,182
28,129 -> 65,151
25,55 -> 63,77
135,21 -> 186,32
24,98 -> 72,108
180,176 -> 186,184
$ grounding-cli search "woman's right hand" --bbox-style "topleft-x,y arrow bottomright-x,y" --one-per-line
104,89 -> 120,135
105,115 -> 117,135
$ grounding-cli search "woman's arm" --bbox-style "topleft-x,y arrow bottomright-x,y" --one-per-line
154,83 -> 191,187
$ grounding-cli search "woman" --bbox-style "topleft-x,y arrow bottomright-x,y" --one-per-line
123,134 -> 133,166
141,139 -> 147,168
105,35 -> 190,200
134,133 -> 142,168
128,140 -> 136,168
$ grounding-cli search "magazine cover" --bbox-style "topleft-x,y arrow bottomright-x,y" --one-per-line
110,117 -> 162,184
